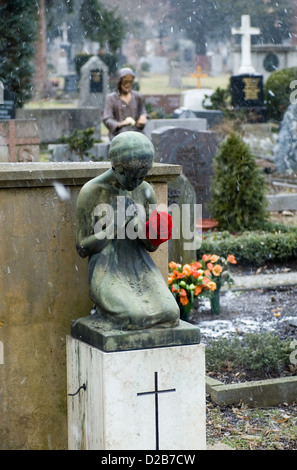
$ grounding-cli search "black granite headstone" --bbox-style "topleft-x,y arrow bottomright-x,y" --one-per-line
64,74 -> 79,93
230,73 -> 267,121
0,88 -> 16,120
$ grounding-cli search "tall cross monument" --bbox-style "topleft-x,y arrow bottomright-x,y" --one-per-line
232,15 -> 260,74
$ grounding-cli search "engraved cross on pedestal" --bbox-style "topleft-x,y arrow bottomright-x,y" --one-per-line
137,371 -> 176,450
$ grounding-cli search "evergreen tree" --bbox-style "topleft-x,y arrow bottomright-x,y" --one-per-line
209,133 -> 268,232
0,1 -> 38,107
79,0 -> 126,54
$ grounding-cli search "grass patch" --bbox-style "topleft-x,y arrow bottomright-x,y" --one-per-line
138,72 -> 231,95
24,99 -> 78,109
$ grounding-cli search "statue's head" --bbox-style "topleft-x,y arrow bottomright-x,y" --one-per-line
109,132 -> 154,191
117,67 -> 135,94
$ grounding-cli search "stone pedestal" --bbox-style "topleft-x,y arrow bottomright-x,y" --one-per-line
67,321 -> 206,450
0,161 -> 183,450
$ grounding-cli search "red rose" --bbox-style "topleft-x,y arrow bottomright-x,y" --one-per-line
145,210 -> 173,247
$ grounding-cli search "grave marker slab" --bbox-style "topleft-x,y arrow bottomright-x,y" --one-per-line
79,56 -> 108,109
143,94 -> 180,115
152,126 -> 217,218
0,88 -> 16,120
168,173 -> 197,265
0,120 -> 40,162
180,88 -> 214,111
64,74 -> 79,94
144,117 -> 207,140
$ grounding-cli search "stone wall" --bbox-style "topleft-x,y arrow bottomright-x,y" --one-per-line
16,108 -> 101,143
0,161 -> 181,450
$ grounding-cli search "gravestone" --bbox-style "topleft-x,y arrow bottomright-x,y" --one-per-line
0,86 -> 16,120
144,117 -> 207,140
231,15 -> 267,121
192,110 -> 224,129
168,61 -> 182,88
172,108 -> 197,119
145,56 -> 169,74
180,89 -> 214,111
172,108 -> 224,130
64,74 -> 79,94
179,39 -> 196,73
0,120 -> 40,162
168,173 -> 197,265
143,94 -> 180,114
151,126 -> 217,218
79,56 -> 108,109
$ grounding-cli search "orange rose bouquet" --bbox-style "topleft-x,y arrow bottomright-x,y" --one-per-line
168,254 -> 237,319
200,254 -> 237,289
199,254 -> 237,315
168,260 -> 217,320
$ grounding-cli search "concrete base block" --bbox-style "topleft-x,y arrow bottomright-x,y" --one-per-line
67,336 -> 206,450
206,375 -> 297,407
266,193 -> 297,212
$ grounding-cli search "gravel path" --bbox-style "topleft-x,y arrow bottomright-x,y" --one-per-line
189,269 -> 297,345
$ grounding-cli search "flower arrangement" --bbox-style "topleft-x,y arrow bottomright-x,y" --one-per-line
168,254 -> 237,319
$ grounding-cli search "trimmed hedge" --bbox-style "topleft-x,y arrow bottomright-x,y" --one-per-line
197,223 -> 297,266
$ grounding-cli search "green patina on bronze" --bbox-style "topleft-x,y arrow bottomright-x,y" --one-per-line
74,131 -> 197,345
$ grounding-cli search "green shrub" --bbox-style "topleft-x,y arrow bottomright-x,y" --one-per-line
197,224 -> 297,266
206,336 -> 242,372
208,133 -> 269,232
203,86 -> 231,112
60,127 -> 96,161
206,332 -> 291,376
264,67 -> 297,122
202,84 -> 250,122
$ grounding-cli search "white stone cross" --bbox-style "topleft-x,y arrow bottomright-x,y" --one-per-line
61,22 -> 69,44
232,15 -> 260,74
